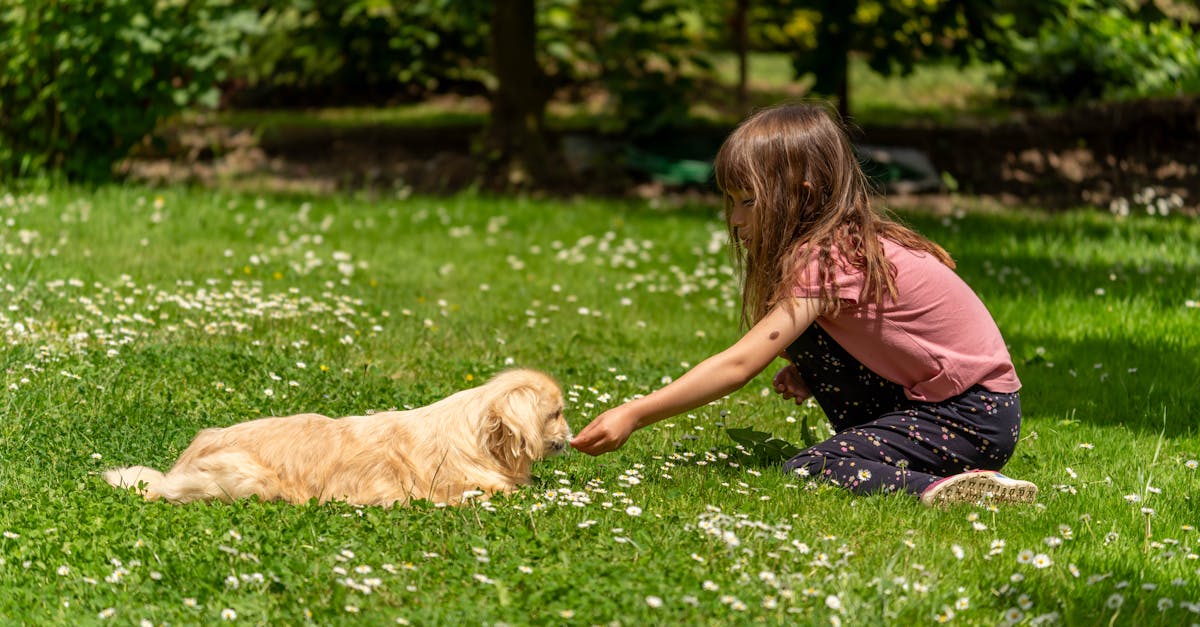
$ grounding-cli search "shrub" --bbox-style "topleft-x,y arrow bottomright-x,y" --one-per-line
0,0 -> 257,181
540,0 -> 711,135
997,0 -> 1200,105
221,0 -> 491,108
223,0 -> 709,135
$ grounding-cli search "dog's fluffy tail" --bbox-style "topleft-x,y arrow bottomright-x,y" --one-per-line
104,466 -> 165,498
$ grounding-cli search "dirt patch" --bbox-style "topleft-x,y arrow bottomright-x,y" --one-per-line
856,96 -> 1199,213
122,123 -> 480,195
122,96 -> 1199,213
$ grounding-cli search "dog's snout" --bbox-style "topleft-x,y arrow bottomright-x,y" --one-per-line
547,438 -> 569,456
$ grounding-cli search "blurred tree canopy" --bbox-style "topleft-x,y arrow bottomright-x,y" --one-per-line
221,0 -> 492,107
2,0 -> 1197,184
995,0 -> 1200,104
742,0 -> 1062,118
0,0 -> 256,181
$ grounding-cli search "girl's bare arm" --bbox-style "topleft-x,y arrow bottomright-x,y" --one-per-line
571,298 -> 820,456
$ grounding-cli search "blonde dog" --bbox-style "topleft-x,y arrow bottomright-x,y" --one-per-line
104,369 -> 570,506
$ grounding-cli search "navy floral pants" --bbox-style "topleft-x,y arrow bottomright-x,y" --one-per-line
782,324 -> 1022,496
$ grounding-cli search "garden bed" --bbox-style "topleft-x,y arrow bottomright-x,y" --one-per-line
123,96 -> 1199,213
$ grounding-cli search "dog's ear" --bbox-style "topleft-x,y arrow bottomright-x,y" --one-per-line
483,386 -> 541,465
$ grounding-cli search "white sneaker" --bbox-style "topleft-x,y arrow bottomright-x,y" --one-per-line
920,470 -> 1038,507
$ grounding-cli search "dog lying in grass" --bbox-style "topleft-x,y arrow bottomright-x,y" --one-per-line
105,369 -> 570,506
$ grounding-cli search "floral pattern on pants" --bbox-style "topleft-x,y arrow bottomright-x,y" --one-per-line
782,324 -> 1022,496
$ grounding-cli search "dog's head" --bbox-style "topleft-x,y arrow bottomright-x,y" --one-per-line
479,369 -> 570,469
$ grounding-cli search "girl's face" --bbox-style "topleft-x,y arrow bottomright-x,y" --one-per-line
727,189 -> 755,244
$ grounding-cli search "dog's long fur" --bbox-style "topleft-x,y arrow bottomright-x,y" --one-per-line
104,369 -> 570,506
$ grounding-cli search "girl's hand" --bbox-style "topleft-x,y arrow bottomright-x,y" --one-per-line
773,363 -> 812,404
570,407 -> 641,456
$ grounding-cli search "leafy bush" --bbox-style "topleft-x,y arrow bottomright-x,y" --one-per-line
0,0 -> 256,181
998,0 -> 1200,105
222,0 -> 491,108
223,1 -> 709,134
540,0 -> 711,135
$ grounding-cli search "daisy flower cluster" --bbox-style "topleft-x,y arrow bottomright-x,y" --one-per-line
1,194 -> 392,393
1108,186 -> 1186,218
543,227 -> 739,316
5,527 -> 278,624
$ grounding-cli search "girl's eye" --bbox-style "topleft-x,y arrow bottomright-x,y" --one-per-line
741,198 -> 755,207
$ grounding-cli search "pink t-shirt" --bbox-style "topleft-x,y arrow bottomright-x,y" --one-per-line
791,238 -> 1020,402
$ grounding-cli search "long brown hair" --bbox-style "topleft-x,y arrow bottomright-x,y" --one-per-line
713,102 -> 954,328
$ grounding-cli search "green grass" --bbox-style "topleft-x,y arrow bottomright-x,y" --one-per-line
848,60 -> 1008,126
208,54 -> 1007,138
208,100 -> 489,137
1,186 -> 1198,625
707,53 -> 1008,126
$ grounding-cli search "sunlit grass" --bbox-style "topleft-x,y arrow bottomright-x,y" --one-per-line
210,98 -> 489,133
202,53 -> 1008,137
849,60 -> 1009,125
0,186 -> 1197,624
697,52 -> 1008,126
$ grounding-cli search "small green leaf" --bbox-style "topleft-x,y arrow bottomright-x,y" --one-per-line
726,427 -> 802,463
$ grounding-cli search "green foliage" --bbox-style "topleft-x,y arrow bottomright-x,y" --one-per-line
725,427 -> 803,463
743,1 -> 1042,94
539,0 -> 712,134
223,0 -> 491,107
706,0 -> 1199,112
706,0 -> 1062,116
225,0 -> 711,134
996,0 -> 1200,104
0,0 -> 256,182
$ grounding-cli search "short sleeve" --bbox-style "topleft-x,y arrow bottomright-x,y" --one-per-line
790,247 -> 864,304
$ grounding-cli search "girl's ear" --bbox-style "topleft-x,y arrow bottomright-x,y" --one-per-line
801,181 -> 815,193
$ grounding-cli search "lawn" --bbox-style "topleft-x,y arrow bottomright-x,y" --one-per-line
210,54 -> 1008,139
0,186 -> 1197,625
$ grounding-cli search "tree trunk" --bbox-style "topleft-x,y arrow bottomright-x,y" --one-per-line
732,0 -> 750,113
812,0 -> 854,120
488,0 -> 552,188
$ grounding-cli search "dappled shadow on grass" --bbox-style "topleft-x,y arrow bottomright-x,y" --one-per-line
902,206 -> 1200,260
1003,333 -> 1198,437
897,212 -> 1199,437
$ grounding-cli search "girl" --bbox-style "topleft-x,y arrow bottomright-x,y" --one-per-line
570,103 -> 1037,506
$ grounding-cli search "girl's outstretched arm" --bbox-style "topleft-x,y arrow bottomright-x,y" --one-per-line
570,298 -> 820,456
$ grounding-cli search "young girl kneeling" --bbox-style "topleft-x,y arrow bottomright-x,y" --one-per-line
570,103 -> 1037,506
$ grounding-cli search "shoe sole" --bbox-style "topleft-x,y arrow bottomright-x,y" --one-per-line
922,472 -> 1038,507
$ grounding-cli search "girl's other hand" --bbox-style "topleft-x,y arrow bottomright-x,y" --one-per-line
773,363 -> 812,404
569,407 -> 640,456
